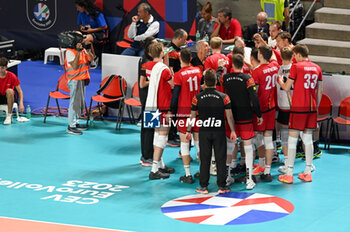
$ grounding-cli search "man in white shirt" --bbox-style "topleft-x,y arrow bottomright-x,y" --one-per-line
121,3 -> 160,56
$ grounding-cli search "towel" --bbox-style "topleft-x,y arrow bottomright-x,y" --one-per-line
145,62 -> 168,111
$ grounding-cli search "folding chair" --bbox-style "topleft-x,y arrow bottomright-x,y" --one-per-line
0,102 -> 20,118
87,75 -> 127,130
123,81 -> 142,124
317,94 -> 333,149
328,96 -> 350,149
43,73 -> 70,123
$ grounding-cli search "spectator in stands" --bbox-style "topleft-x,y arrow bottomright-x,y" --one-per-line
197,2 -> 216,40
122,3 -> 160,57
65,34 -> 94,135
261,0 -> 289,30
211,7 -> 242,44
0,57 -> 24,125
190,40 -> 210,72
268,20 -> 283,49
244,12 -> 269,48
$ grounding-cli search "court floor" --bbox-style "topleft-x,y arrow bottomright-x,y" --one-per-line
0,116 -> 349,232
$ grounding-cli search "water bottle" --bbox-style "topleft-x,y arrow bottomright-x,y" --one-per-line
196,30 -> 200,42
26,105 -> 31,119
89,115 -> 94,127
204,34 -> 209,43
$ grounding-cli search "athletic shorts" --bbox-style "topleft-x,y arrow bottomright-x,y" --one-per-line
226,120 -> 255,140
177,117 -> 199,134
289,112 -> 317,131
277,109 -> 290,126
0,95 -> 7,104
253,109 -> 276,132
92,31 -> 105,42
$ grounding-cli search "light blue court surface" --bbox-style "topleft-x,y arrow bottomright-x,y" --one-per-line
0,116 -> 350,232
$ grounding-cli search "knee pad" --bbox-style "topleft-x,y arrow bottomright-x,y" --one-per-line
254,133 -> 264,148
226,137 -> 235,155
153,133 -> 168,149
288,136 -> 298,148
280,128 -> 289,147
264,136 -> 274,150
180,142 -> 190,156
302,133 -> 313,146
194,140 -> 200,152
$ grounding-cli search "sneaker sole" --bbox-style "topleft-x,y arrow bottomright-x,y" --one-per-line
140,161 -> 152,167
196,190 -> 208,194
66,130 -> 82,135
218,190 -> 230,194
167,143 -> 180,147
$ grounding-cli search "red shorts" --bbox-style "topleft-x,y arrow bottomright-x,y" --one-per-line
226,120 -> 255,140
177,118 -> 199,134
289,112 -> 317,131
253,109 -> 276,132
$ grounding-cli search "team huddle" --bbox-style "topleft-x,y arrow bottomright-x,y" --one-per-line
141,33 -> 322,194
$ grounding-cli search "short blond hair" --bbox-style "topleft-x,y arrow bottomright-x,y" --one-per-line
210,37 -> 223,49
149,42 -> 163,58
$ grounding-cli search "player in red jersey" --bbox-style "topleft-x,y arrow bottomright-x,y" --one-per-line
278,44 -> 323,184
227,46 -> 252,75
144,42 -> 175,180
251,45 -> 279,182
204,37 -> 230,93
170,48 -> 202,184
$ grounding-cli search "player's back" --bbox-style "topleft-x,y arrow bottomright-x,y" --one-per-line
252,62 -> 279,112
223,72 -> 256,121
290,60 -> 322,112
175,66 -> 202,115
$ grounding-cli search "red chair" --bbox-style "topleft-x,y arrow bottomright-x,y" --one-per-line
87,75 -> 127,130
43,73 -> 70,123
328,96 -> 350,149
123,81 -> 142,124
116,24 -> 134,49
317,94 -> 333,149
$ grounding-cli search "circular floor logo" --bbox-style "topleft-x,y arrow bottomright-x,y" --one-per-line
34,3 -> 50,21
161,192 -> 294,225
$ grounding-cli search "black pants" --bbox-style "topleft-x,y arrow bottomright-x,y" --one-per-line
140,87 -> 154,160
199,129 -> 227,188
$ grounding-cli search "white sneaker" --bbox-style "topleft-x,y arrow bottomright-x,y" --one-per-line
226,176 -> 235,186
3,115 -> 12,125
246,179 -> 256,190
278,165 -> 287,174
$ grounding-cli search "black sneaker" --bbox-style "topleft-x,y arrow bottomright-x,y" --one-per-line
236,175 -> 257,183
231,164 -> 246,175
261,173 -> 273,182
67,126 -> 82,135
180,175 -> 194,184
218,186 -> 230,194
194,172 -> 200,179
167,139 -> 180,147
196,186 -> 208,194
276,141 -> 282,150
76,123 -> 88,130
159,166 -> 175,174
149,171 -> 170,180
140,157 -> 153,166
313,141 -> 322,159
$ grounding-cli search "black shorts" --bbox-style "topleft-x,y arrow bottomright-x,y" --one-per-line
92,31 -> 105,43
0,95 -> 7,104
277,110 -> 290,126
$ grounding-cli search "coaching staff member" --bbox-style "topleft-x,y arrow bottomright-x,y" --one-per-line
186,69 -> 236,194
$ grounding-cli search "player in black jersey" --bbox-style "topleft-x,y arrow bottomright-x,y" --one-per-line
222,54 -> 262,190
186,69 -> 236,194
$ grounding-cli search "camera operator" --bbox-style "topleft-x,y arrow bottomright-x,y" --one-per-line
65,37 -> 94,135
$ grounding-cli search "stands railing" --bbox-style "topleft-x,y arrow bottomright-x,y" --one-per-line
291,0 -> 318,41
